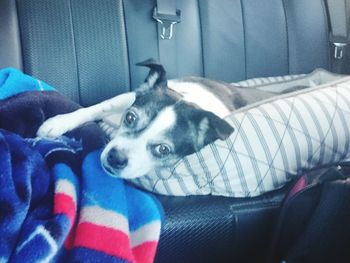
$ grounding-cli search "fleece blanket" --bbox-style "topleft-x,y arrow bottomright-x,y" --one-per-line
0,68 -> 163,263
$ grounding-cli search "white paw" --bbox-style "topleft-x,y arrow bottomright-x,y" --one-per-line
37,114 -> 74,138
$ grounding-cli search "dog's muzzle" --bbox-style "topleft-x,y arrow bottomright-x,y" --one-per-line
106,148 -> 128,170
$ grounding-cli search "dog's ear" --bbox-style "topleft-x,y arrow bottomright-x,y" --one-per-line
191,108 -> 234,150
136,58 -> 167,89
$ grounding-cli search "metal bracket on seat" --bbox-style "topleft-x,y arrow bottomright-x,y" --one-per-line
153,7 -> 181,40
333,42 -> 348,59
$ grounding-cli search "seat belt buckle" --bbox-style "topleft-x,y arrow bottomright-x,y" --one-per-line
333,42 -> 347,59
153,7 -> 181,40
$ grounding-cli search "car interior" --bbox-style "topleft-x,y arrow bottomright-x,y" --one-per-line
1,0 -> 350,262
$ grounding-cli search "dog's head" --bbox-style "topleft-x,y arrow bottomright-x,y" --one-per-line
101,59 -> 234,179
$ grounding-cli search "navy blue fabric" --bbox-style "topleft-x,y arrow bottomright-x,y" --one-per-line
0,129 -> 62,261
0,71 -> 163,262
0,130 -> 163,262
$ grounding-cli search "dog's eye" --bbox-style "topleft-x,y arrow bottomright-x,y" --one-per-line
124,111 -> 137,127
154,144 -> 172,157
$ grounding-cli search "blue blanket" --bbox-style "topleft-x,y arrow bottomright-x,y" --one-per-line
0,68 -> 163,263
0,68 -> 55,98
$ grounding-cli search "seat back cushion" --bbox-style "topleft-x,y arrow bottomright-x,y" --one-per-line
13,0 -> 130,106
1,0 -> 331,106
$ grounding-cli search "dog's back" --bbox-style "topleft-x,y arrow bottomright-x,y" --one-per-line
168,76 -> 275,118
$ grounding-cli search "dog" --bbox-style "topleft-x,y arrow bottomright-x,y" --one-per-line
37,59 -> 276,179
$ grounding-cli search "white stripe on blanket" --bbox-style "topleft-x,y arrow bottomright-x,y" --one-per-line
79,206 -> 129,233
131,221 -> 162,248
55,179 -> 77,204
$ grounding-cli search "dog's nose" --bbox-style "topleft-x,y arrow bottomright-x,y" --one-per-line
107,148 -> 128,169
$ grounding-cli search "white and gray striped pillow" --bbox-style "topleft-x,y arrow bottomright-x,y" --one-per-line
131,69 -> 350,197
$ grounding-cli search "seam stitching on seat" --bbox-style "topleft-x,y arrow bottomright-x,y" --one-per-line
281,0 -> 290,74
13,0 -> 24,71
197,0 -> 206,77
67,0 -> 81,104
320,0 -> 332,70
239,0 -> 247,80
120,0 -> 132,91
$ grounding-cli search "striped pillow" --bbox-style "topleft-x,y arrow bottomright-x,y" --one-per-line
131,70 -> 350,197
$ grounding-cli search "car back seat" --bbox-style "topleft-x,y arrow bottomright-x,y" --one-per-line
0,0 -> 345,262
1,0 -> 331,106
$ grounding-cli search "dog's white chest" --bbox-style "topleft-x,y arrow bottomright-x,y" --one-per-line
168,80 -> 230,118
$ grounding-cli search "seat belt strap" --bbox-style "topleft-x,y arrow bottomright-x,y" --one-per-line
153,0 -> 181,79
326,0 -> 349,59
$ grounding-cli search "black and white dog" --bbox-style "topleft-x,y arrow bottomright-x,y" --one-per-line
37,59 -> 275,179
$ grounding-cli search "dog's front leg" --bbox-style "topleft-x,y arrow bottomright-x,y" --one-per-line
37,92 -> 136,138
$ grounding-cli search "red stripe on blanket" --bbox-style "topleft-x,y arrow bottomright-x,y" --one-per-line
64,225 -> 77,250
54,193 -> 76,224
133,241 -> 158,263
74,222 -> 134,261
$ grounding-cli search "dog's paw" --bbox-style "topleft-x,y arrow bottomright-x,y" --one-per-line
37,115 -> 74,138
